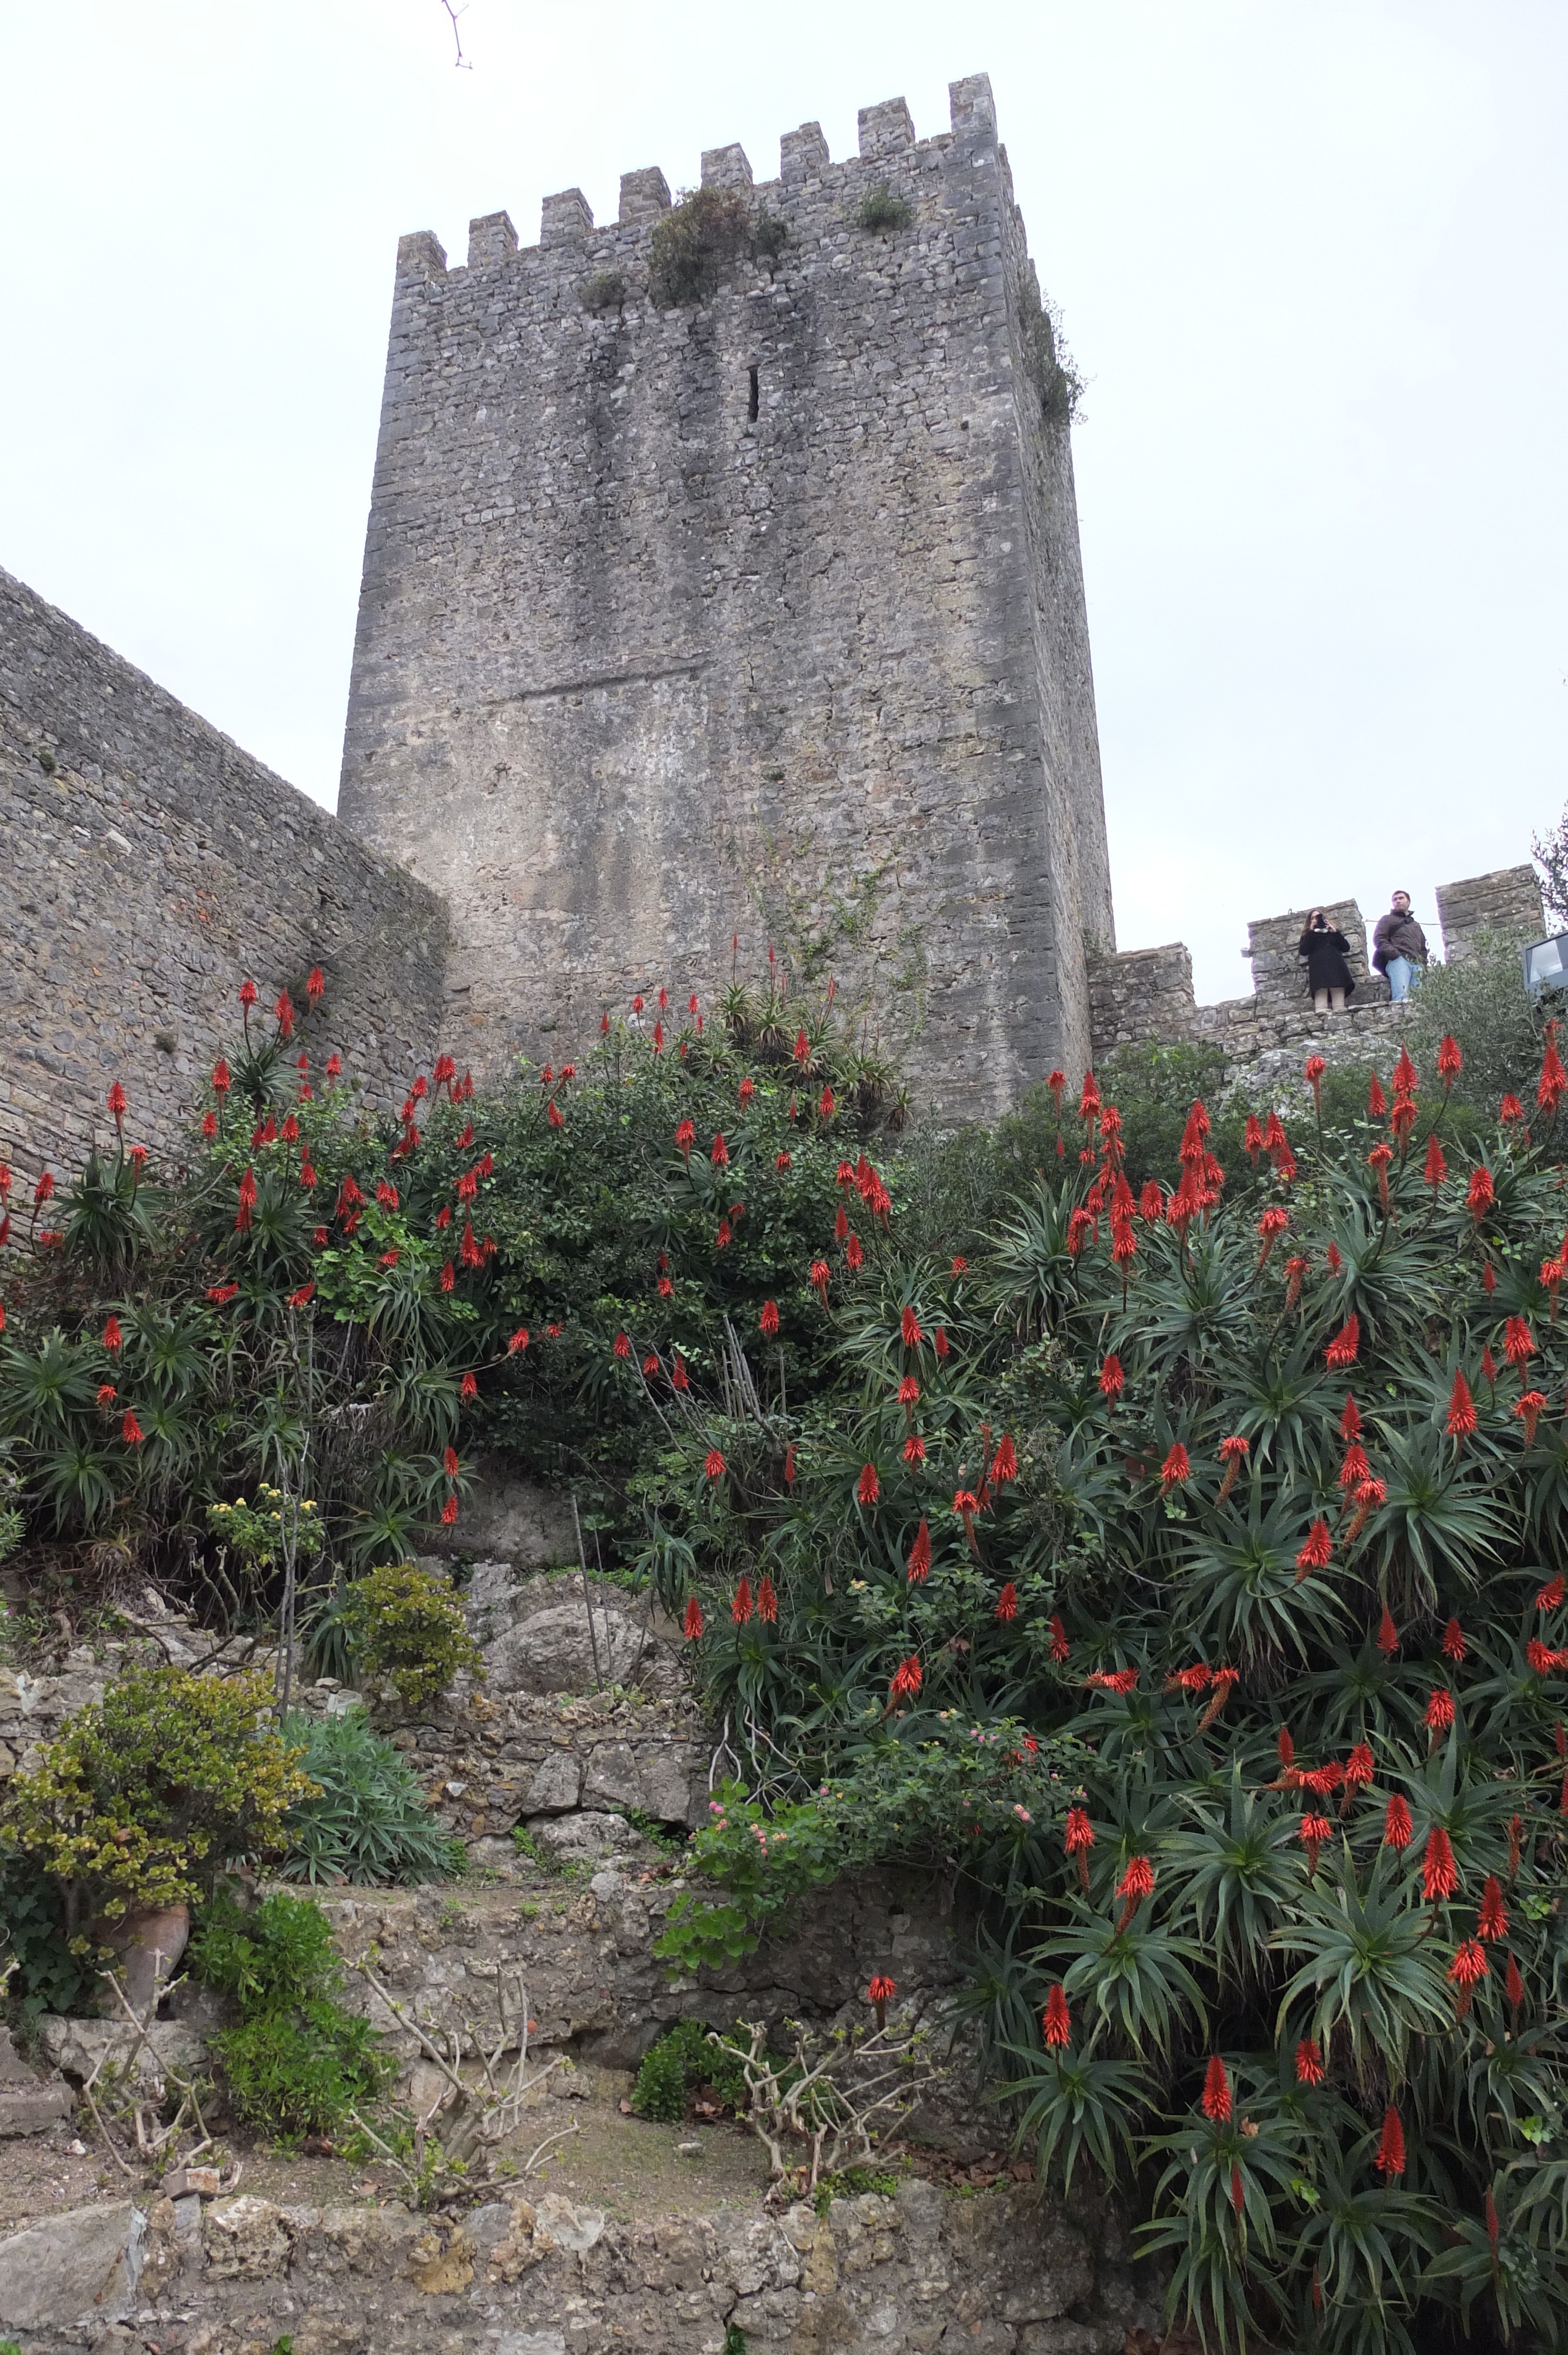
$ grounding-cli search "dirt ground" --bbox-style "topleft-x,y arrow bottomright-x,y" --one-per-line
0,2064 -> 773,2237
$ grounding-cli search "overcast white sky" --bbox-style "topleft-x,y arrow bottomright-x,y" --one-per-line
2,2 -> 1563,1002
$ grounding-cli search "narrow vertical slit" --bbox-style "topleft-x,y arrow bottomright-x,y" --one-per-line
748,365 -> 759,423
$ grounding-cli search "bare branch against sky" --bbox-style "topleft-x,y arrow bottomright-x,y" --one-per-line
438,1 -> 473,71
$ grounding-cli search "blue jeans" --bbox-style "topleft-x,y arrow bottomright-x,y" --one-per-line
1386,956 -> 1418,1003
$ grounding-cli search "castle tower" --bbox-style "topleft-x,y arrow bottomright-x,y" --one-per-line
338,74 -> 1114,1119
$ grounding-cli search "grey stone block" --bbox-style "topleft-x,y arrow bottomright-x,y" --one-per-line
0,2080 -> 72,2135
0,2198 -> 144,2330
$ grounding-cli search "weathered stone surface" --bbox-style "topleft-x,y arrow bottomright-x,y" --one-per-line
0,2079 -> 73,2135
487,1597 -> 660,1696
434,1468 -> 578,1573
1436,863 -> 1544,960
524,1750 -> 584,1812
338,77 -> 1115,1122
0,565 -> 449,1182
0,2175 -> 1156,2353
0,2198 -> 144,2330
0,2023 -> 41,2084
39,2013 -> 207,2089
308,1861 -> 965,2087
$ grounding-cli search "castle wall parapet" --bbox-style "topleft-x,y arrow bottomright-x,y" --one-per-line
0,567 -> 450,1183
1435,865 -> 1542,962
1088,863 -> 1544,1077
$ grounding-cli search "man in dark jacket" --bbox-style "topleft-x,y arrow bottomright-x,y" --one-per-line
1371,891 -> 1428,1003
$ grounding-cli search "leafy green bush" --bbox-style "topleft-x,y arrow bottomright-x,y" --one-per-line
1406,933 -> 1546,1115
643,1022 -> 1568,2353
631,2015 -> 749,2122
0,1843 -> 102,2022
341,1564 -> 482,1714
856,183 -> 912,231
0,1667 -> 313,1938
649,187 -> 753,306
280,1709 -> 464,1884
193,1889 -> 392,2142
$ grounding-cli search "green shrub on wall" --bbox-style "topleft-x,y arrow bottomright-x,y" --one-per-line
340,1564 -> 481,1714
280,1709 -> 464,1884
193,1889 -> 392,2142
0,1666 -> 313,1938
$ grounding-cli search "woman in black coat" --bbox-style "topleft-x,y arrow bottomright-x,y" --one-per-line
1298,910 -> 1356,1013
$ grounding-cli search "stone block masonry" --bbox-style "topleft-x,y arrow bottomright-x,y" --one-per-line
338,73 -> 1114,1125
0,565 -> 451,1182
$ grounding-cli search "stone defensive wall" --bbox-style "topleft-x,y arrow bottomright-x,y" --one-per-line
338,74 -> 1114,1125
1088,863 -> 1543,1077
0,566 -> 451,1182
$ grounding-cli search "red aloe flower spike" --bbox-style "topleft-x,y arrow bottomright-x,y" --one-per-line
1426,1687 -> 1456,1737
1368,1074 -> 1387,1117
1538,1027 -> 1567,1112
1294,1518 -> 1331,1583
1503,1314 -> 1535,1367
1049,1614 -> 1069,1663
1216,1434 -> 1249,1501
1300,1813 -> 1333,1873
868,1974 -> 896,2028
1477,1875 -> 1509,1941
1197,1667 -> 1239,1732
683,1596 -> 704,1641
1437,1034 -> 1463,1089
1376,2107 -> 1406,2178
1114,1854 -> 1155,1931
1201,2054 -> 1232,2124
103,1316 -> 122,1354
1326,1313 -> 1360,1370
906,1520 -> 932,1585
1422,1824 -> 1459,1901
1467,1166 -> 1494,1219
705,1448 -> 726,1481
121,1411 -> 144,1446
1506,1951 -> 1524,2012
1160,1443 -> 1190,1490
1063,1806 -> 1094,1889
1042,1985 -> 1071,2047
1345,1741 -> 1375,1789
1099,1352 -> 1125,1402
731,1577 -> 753,1624
1294,2038 -> 1325,2088
888,1654 -> 923,1702
1383,1793 -> 1413,1849
857,1463 -> 881,1507
1376,1604 -> 1400,1657
1441,1617 -> 1466,1662
1446,1369 -> 1477,1442
1535,1573 -> 1565,1612
1340,1394 -> 1362,1441
994,1581 -> 1018,1622
757,1575 -> 778,1624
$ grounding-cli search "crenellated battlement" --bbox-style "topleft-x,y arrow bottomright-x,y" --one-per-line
399,76 -> 1007,285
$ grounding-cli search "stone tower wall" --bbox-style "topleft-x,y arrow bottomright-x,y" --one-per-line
338,74 -> 1114,1122
0,566 -> 449,1183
